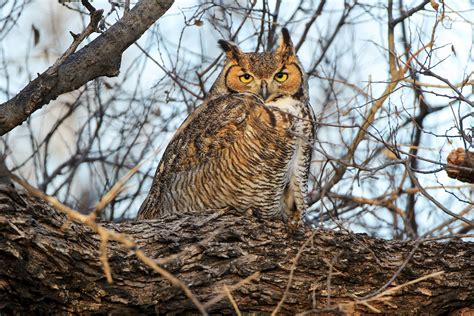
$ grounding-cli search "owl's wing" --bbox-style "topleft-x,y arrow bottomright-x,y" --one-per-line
138,93 -> 284,219
155,93 -> 282,178
138,93 -> 310,220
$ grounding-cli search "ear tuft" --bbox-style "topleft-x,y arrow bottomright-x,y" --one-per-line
281,28 -> 292,47
218,39 -> 242,63
276,28 -> 295,60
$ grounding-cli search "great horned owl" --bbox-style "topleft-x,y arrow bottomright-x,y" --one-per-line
138,29 -> 315,230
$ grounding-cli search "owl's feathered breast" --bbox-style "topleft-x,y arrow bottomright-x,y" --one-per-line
137,93 -> 313,219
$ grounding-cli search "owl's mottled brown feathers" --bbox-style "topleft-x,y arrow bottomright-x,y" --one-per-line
138,28 -> 315,231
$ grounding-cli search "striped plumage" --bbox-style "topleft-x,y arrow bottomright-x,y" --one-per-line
138,29 -> 315,231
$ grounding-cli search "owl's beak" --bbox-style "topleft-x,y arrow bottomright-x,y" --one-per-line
259,81 -> 269,100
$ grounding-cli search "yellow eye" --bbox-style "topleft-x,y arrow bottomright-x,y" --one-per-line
274,72 -> 288,82
239,73 -> 254,83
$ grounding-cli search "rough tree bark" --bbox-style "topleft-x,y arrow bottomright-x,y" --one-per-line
446,148 -> 474,184
0,183 -> 473,315
0,0 -> 174,136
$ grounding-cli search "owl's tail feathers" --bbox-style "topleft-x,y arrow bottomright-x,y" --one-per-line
136,195 -> 158,220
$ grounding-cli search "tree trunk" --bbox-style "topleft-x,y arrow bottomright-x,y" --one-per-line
0,183 -> 473,315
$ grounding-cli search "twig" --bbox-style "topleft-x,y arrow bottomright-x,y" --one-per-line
353,238 -> 422,301
391,0 -> 430,26
353,271 -> 444,307
81,0 -> 96,13
402,76 -> 473,89
295,0 -> 326,52
91,163 -> 142,220
49,5 -> 103,74
424,205 -> 473,236
406,161 -> 474,226
272,231 -> 316,315
339,271 -> 445,313
324,251 -> 342,306
204,271 -> 260,308
124,0 -> 130,14
99,230 -> 113,283
223,285 -> 241,316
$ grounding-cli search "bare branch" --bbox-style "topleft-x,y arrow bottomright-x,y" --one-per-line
0,0 -> 175,136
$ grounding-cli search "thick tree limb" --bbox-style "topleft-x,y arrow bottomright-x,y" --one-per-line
0,0 -> 174,136
0,185 -> 473,314
446,148 -> 474,184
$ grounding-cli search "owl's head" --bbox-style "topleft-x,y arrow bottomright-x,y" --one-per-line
209,28 -> 307,102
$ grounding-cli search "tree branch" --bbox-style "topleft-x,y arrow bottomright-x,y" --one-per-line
391,0 -> 431,26
0,184 -> 473,314
446,148 -> 474,184
0,0 -> 174,136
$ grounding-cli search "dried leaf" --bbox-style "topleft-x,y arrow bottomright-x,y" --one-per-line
383,148 -> 397,160
430,0 -> 439,11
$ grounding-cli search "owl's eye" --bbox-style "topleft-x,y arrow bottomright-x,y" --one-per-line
274,72 -> 288,82
239,73 -> 254,83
